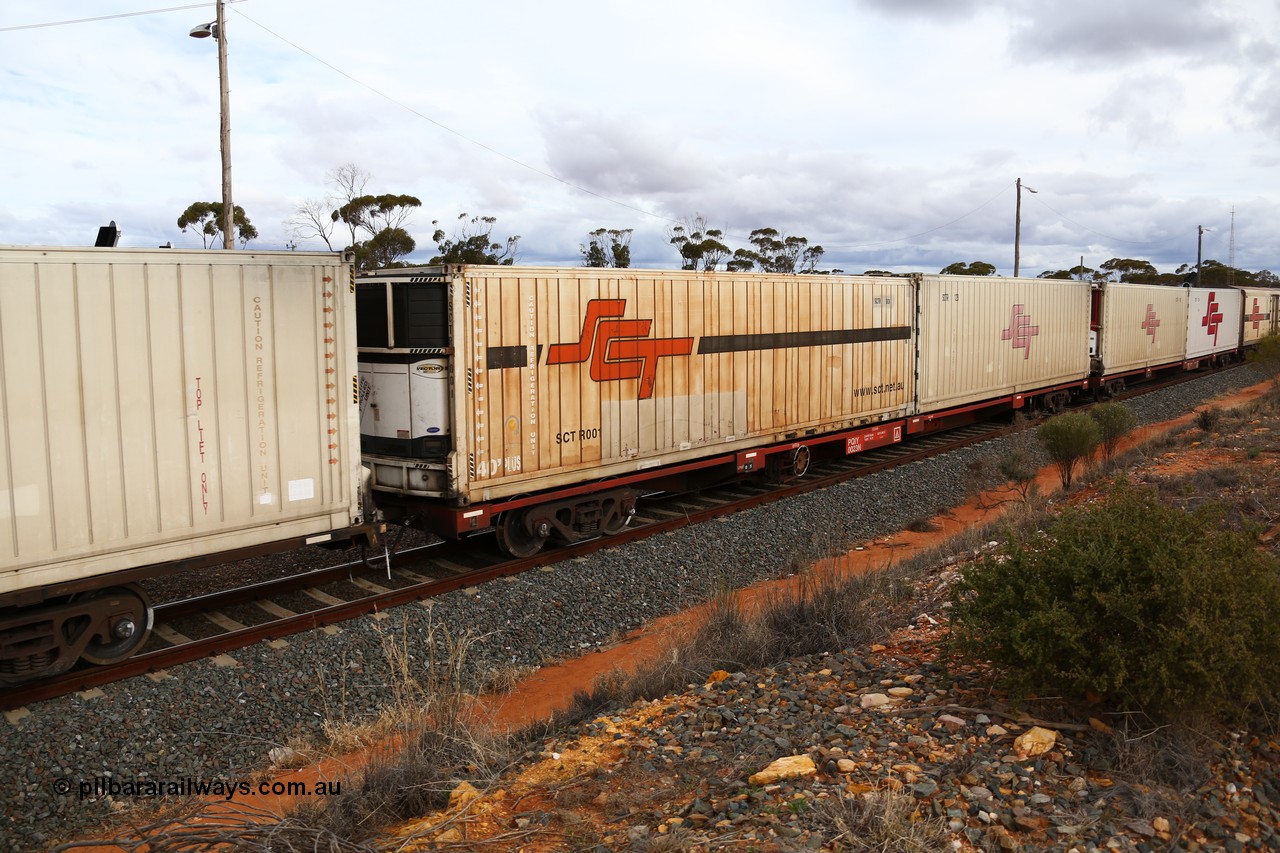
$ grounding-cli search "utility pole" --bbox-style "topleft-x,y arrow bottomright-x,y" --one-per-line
216,0 -> 233,249
1014,178 -> 1036,277
1195,225 -> 1209,288
192,1 -> 234,249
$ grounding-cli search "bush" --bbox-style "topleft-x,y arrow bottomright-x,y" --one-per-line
997,447 -> 1038,500
948,483 -> 1280,721
1090,402 -> 1138,460
1037,411 -> 1100,488
1195,406 -> 1221,433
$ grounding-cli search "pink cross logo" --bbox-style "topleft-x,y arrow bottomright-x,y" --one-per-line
1247,298 -> 1265,331
1140,304 -> 1160,340
1201,292 -> 1223,344
1001,304 -> 1040,360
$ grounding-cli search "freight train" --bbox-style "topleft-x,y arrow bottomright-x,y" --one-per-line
0,247 -> 1275,683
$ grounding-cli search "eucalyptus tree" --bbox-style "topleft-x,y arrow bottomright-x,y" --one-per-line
177,201 -> 258,248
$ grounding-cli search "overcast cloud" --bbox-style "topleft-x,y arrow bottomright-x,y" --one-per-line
1,0 -> 1277,276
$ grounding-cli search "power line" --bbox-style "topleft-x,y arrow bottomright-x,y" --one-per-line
0,2 -> 245,33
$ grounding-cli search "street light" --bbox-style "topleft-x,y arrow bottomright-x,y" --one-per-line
190,0 -> 233,250
1013,177 -> 1037,278
1194,225 -> 1211,288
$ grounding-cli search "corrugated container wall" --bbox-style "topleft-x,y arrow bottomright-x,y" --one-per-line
1185,288 -> 1243,359
916,276 -> 1091,413
0,248 -> 364,595
1239,287 -> 1280,344
452,268 -> 916,502
1098,283 -> 1188,375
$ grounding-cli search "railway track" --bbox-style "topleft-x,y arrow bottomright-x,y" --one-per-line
0,416 -> 1013,710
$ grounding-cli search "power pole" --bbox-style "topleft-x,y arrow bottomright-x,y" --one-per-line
216,0 -> 233,250
1014,178 -> 1036,277
1196,225 -> 1208,288
190,0 -> 234,249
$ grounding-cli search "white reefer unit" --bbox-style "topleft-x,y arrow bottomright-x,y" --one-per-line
360,266 -> 917,504
0,247 -> 372,600
1185,287 -> 1243,360
1239,287 -> 1280,345
1096,283 -> 1188,376
915,276 -> 1091,413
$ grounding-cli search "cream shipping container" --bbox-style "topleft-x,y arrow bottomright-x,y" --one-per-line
0,247 -> 379,679
1185,288 -> 1243,361
359,266 -> 919,552
914,275 -> 1091,420
1093,282 -> 1188,384
1239,287 -> 1280,345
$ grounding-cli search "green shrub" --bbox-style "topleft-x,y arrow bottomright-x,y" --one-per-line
1037,411 -> 1100,488
948,483 -> 1280,721
1089,402 -> 1138,460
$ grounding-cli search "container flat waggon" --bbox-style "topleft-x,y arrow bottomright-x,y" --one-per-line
1,246 -> 1274,682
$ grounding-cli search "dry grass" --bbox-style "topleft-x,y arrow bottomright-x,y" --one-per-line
811,790 -> 949,852
1091,713 -> 1218,828
558,557 -> 923,722
68,616 -> 534,852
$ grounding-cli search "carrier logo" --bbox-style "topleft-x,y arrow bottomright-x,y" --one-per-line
1141,304 -> 1161,340
1247,298 -> 1267,331
1000,304 -> 1040,360
547,299 -> 694,399
1201,292 -> 1223,344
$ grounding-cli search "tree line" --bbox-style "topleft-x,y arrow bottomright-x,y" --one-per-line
939,257 -> 1278,287
176,170 -> 1276,284
178,171 -> 840,274
179,164 -> 522,271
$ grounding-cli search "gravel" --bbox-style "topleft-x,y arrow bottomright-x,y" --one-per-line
0,365 -> 1265,851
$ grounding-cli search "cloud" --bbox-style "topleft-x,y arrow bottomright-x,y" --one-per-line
1089,73 -> 1182,144
539,111 -> 721,197
1004,0 -> 1241,66
855,0 -> 987,22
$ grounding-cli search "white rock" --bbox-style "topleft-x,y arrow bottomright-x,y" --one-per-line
860,693 -> 891,709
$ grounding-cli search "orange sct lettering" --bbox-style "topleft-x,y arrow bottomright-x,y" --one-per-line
547,299 -> 694,399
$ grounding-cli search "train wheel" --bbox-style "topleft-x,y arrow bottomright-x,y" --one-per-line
495,510 -> 549,559
791,445 -> 812,478
599,494 -> 637,536
766,445 -> 812,483
78,585 -> 153,666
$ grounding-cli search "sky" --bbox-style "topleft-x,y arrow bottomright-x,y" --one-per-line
2,0 -> 1278,276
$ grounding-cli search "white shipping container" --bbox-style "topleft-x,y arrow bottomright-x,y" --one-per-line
0,247 -> 369,599
1239,287 -> 1280,344
1097,283 -> 1188,375
1185,288 -> 1243,359
916,276 -> 1091,413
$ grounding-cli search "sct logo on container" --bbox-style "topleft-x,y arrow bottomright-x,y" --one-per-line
547,299 -> 694,399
